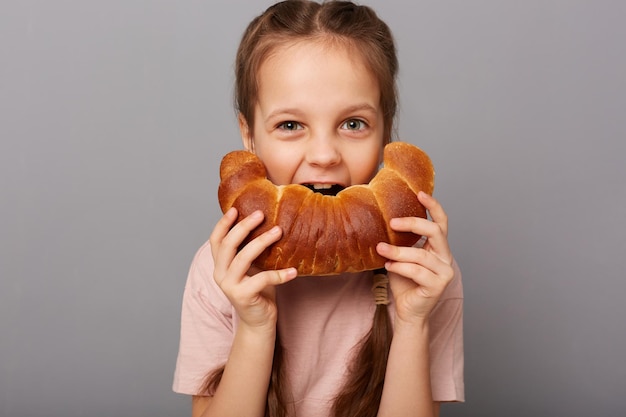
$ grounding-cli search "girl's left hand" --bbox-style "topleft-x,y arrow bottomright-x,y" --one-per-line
376,191 -> 455,326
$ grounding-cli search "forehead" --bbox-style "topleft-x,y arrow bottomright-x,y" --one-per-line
265,37 -> 369,69
256,39 -> 380,106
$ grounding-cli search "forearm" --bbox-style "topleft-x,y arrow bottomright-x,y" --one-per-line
201,324 -> 275,417
377,319 -> 435,417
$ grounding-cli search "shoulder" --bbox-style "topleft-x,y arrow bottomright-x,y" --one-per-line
186,240 -> 215,289
173,240 -> 235,395
183,239 -> 231,315
428,259 -> 465,402
441,258 -> 464,301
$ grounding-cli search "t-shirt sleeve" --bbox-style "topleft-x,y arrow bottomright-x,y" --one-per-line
172,240 -> 236,395
428,258 -> 465,402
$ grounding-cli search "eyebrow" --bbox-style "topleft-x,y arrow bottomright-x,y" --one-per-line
266,108 -> 305,121
266,103 -> 379,121
341,103 -> 379,114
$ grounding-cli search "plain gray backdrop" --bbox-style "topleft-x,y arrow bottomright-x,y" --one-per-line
1,1 -> 625,416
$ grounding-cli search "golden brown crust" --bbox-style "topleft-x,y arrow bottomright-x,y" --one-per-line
217,141 -> 435,275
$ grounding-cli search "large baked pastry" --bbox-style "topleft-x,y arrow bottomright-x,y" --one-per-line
218,141 -> 434,276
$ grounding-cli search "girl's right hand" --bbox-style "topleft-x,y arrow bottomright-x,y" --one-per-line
209,207 -> 298,332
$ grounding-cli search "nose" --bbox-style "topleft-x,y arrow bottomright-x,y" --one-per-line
305,134 -> 341,168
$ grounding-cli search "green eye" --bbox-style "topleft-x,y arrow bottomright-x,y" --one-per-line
342,119 -> 365,130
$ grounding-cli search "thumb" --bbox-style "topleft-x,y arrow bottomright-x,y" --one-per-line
247,267 -> 298,293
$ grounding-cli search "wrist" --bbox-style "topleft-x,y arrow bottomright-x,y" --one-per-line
393,316 -> 430,338
236,321 -> 277,342
229,323 -> 277,373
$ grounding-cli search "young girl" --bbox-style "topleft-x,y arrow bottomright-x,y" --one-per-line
173,1 -> 464,416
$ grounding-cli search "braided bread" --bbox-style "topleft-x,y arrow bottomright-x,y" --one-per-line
218,141 -> 434,276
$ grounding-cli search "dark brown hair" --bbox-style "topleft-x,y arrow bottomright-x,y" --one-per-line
202,1 -> 398,416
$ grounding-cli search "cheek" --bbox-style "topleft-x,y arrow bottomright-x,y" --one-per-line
249,128 -> 299,185
351,151 -> 382,184
258,151 -> 300,185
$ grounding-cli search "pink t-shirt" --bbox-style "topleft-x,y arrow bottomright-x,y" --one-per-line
173,240 -> 464,416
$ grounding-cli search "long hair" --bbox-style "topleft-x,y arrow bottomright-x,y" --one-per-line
202,1 -> 399,415
200,332 -> 292,417
330,271 -> 393,417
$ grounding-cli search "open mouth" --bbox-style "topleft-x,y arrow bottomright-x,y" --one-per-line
303,183 -> 345,196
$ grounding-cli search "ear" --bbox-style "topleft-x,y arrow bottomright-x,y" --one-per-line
238,113 -> 254,152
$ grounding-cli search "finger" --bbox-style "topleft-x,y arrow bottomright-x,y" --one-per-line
389,216 -> 439,239
377,242 -> 451,276
388,216 -> 451,263
219,210 -> 265,257
209,207 -> 239,259
387,263 -> 438,293
417,192 -> 448,237
239,268 -> 298,297
228,225 -> 284,279
385,257 -> 454,295
212,210 -> 266,287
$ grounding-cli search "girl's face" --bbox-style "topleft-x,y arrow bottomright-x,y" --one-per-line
240,40 -> 385,191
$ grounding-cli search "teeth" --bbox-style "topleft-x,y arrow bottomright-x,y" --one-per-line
312,184 -> 333,190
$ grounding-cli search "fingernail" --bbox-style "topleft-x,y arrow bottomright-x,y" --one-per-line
251,210 -> 264,220
283,268 -> 297,280
269,225 -> 281,235
377,242 -> 393,256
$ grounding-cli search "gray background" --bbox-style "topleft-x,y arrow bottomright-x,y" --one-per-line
1,0 -> 625,416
